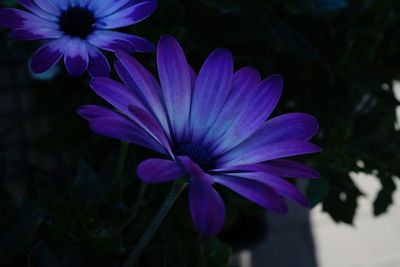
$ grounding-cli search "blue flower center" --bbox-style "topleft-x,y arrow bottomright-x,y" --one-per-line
176,144 -> 214,170
59,7 -> 95,38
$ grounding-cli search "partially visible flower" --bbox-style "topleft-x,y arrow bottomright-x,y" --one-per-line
0,0 -> 157,77
78,35 -> 321,235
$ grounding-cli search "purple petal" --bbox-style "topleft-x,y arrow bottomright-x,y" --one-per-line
215,160 -> 320,179
115,51 -> 171,140
189,170 -> 225,236
77,105 -> 167,154
93,0 -> 131,18
63,38 -> 89,77
214,175 -> 288,213
210,75 -> 283,155
10,27 -> 62,41
228,172 -> 309,206
17,0 -> 59,21
87,45 -> 110,77
89,77 -> 146,115
0,8 -> 54,29
217,140 -> 321,167
157,35 -> 192,142
217,112 -> 319,161
87,30 -> 154,53
190,49 -> 234,142
97,1 -> 157,29
201,67 -> 261,147
137,158 -> 185,183
30,38 -> 64,73
32,0 -> 61,15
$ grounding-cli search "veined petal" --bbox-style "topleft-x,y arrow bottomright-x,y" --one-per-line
32,0 -> 61,15
157,35 -> 192,142
63,38 -> 89,77
97,0 -> 157,29
214,160 -> 320,179
202,67 -> 261,147
190,49 -> 233,143
217,112 -> 319,160
87,45 -> 110,77
87,30 -> 154,53
211,75 -> 283,156
10,27 -> 63,41
115,51 -> 171,140
137,158 -> 185,183
78,105 -> 167,154
17,0 -> 59,21
188,165 -> 225,236
228,172 -> 309,206
30,37 -> 65,73
217,140 -> 321,167
214,175 -> 288,213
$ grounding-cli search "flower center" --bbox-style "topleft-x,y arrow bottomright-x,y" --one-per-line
59,7 -> 95,38
176,144 -> 214,170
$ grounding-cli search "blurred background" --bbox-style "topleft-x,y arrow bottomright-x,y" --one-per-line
1,0 -> 400,266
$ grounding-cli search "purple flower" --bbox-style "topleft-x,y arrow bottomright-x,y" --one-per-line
0,0 -> 157,77
78,35 -> 321,235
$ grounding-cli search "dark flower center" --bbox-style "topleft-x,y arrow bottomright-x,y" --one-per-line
59,7 -> 95,38
176,144 -> 214,170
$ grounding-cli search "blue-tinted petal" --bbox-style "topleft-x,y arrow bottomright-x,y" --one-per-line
97,0 -> 157,29
214,160 -> 320,179
63,38 -> 89,77
228,172 -> 309,207
202,67 -> 261,148
190,49 -> 233,143
17,0 -> 59,21
214,175 -> 288,213
87,30 -> 154,53
78,105 -> 167,154
10,27 -> 62,40
157,35 -> 192,142
188,166 -> 225,236
137,158 -> 185,183
217,140 -> 321,167
32,0 -> 61,15
0,8 -> 56,29
30,37 -> 65,73
87,45 -> 111,77
211,75 -> 283,156
115,51 -> 171,140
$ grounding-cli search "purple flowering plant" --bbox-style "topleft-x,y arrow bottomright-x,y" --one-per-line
78,35 -> 320,262
0,0 -> 156,77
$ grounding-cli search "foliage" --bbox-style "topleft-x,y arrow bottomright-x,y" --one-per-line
1,0 -> 400,266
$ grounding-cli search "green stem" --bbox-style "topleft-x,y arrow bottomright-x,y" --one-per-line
113,142 -> 129,184
122,180 -> 188,267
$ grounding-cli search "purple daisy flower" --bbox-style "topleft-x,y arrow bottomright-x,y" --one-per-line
78,35 -> 321,235
0,0 -> 157,77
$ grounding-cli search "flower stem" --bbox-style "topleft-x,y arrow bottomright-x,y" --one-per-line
122,179 -> 188,267
113,141 -> 129,184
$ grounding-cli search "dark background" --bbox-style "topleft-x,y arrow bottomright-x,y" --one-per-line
1,0 -> 400,266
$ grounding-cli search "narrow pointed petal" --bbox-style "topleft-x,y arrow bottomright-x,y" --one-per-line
97,1 -> 157,29
211,75 -> 283,155
10,27 -> 62,41
217,140 -> 321,167
157,35 -> 192,141
218,112 -> 319,161
190,49 -> 234,142
214,160 -> 320,179
32,0 -> 61,15
87,45 -> 110,77
30,38 -> 65,73
88,30 -> 154,53
77,105 -> 166,154
115,51 -> 171,140
0,8 -> 56,29
214,175 -> 288,213
63,38 -> 89,77
189,171 -> 225,236
93,0 -> 131,18
202,67 -> 261,147
228,172 -> 309,207
137,158 -> 185,183
17,0 -> 59,21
